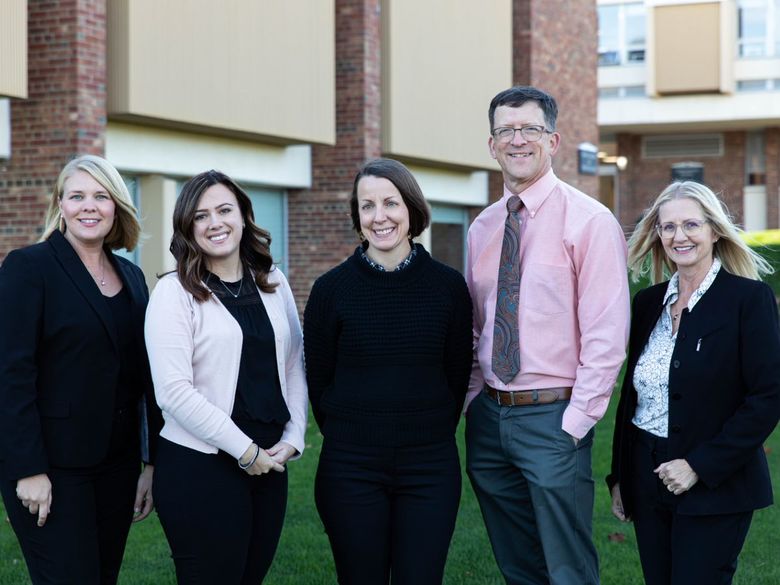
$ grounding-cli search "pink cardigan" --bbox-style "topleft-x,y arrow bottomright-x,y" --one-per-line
144,269 -> 308,460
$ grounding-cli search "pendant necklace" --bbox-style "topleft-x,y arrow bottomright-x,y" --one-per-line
87,254 -> 106,286
217,273 -> 243,298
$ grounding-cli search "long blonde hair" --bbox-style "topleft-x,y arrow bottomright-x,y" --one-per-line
41,154 -> 141,251
627,181 -> 773,283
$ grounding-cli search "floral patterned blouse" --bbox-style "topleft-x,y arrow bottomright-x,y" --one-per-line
632,258 -> 722,437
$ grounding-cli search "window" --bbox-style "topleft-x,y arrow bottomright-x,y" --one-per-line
737,79 -> 772,91
745,130 -> 766,185
598,2 -> 646,66
736,78 -> 780,91
599,85 -> 646,98
430,204 -> 468,273
0,98 -> 9,160
738,0 -> 780,57
246,187 -> 287,274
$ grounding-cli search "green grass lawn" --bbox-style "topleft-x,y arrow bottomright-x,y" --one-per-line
3,247 -> 780,584
1,401 -> 779,584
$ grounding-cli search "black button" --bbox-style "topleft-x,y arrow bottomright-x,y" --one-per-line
672,393 -> 681,400
671,425 -> 681,433
673,360 -> 680,368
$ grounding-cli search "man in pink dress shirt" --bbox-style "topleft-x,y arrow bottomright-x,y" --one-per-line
465,86 -> 630,585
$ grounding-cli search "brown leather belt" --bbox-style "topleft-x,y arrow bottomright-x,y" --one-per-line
484,385 -> 572,406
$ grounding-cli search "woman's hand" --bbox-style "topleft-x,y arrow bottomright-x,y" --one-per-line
655,459 -> 699,495
239,443 -> 285,476
266,441 -> 297,466
16,474 -> 52,527
132,464 -> 154,523
610,483 -> 629,522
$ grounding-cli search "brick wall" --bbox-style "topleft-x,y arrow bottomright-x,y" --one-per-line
0,0 -> 106,259
616,131 -> 746,233
513,0 -> 599,198
286,0 -> 383,312
766,128 -> 780,230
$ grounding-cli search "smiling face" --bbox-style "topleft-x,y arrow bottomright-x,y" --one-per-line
192,183 -> 244,270
58,170 -> 117,249
357,175 -> 412,267
657,197 -> 718,276
488,102 -> 560,195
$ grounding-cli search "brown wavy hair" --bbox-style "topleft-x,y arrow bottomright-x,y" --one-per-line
170,170 -> 277,302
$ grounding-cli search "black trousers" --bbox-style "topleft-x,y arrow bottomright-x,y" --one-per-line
0,454 -> 139,585
315,437 -> 461,585
630,427 -> 753,585
153,437 -> 288,585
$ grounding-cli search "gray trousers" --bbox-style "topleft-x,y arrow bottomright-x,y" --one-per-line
466,392 -> 599,585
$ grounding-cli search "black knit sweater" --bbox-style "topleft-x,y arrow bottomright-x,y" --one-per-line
303,245 -> 473,447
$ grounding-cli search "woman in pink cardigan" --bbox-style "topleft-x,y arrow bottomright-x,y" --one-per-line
144,170 -> 307,584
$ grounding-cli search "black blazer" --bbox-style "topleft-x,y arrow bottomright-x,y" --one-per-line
608,269 -> 780,517
0,230 -> 162,481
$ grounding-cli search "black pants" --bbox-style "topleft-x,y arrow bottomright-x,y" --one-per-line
630,427 -> 753,585
0,454 -> 139,585
315,437 -> 461,585
153,437 -> 288,585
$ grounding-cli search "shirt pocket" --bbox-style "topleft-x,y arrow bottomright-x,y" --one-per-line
522,263 -> 572,316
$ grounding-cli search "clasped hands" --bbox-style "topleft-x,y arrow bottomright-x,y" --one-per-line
238,441 -> 296,476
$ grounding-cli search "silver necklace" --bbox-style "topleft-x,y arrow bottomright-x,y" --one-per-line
216,274 -> 243,298
86,254 -> 106,286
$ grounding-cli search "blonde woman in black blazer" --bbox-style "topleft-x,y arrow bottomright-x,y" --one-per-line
0,155 -> 162,585
608,181 -> 780,585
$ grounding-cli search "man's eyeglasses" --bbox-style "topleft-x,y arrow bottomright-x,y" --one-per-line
491,125 -> 551,144
655,219 -> 708,239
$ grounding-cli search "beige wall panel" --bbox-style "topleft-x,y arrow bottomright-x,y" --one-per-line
383,0 -> 511,169
0,0 -> 27,98
653,3 -> 720,94
108,0 -> 335,144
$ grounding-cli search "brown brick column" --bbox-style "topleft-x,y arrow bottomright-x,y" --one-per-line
0,0 -> 107,259
765,128 -> 780,230
286,0 -> 383,312
513,0 -> 599,196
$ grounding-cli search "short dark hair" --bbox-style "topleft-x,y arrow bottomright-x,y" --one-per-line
170,170 -> 277,302
349,158 -> 431,239
488,86 -> 558,132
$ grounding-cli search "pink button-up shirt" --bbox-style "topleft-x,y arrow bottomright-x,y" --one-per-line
465,170 -> 630,438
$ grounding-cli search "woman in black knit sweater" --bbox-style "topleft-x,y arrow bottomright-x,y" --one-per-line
304,158 -> 472,585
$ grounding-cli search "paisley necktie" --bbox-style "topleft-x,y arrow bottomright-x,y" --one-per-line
492,196 -> 523,384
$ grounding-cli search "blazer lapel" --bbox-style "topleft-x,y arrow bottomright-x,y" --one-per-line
48,231 -> 119,354
629,287 -> 666,371
110,253 -> 145,309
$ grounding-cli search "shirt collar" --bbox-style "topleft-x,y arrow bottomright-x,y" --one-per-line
360,243 -> 418,272
663,257 -> 722,312
501,168 -> 558,219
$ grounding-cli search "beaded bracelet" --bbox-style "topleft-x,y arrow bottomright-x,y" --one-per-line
238,444 -> 260,470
